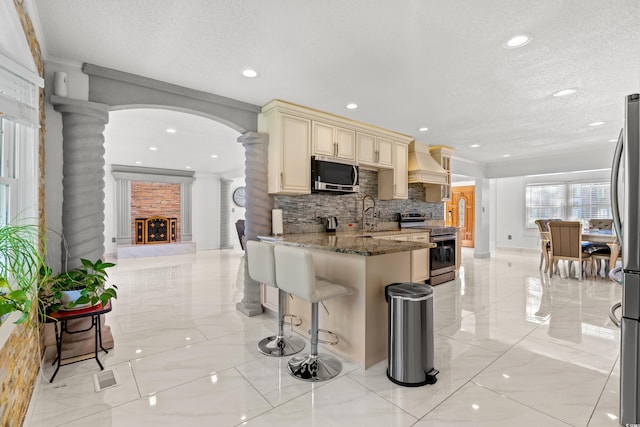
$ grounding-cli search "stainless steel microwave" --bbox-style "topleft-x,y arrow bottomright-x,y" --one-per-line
311,156 -> 359,193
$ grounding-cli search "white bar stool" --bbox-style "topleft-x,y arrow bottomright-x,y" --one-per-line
274,245 -> 352,382
246,241 -> 305,357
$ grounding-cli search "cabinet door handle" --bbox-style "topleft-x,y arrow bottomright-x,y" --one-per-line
376,151 -> 379,163
280,172 -> 284,187
334,142 -> 338,157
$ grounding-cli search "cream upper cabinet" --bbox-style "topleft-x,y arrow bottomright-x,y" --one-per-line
312,120 -> 356,161
259,102 -> 311,195
357,132 -> 393,168
378,142 -> 408,200
425,145 -> 454,202
260,100 -> 412,195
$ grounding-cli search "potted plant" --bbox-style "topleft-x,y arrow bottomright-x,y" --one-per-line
39,258 -> 118,313
0,223 -> 45,325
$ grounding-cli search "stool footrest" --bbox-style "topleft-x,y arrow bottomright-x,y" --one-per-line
307,328 -> 339,345
283,314 -> 302,327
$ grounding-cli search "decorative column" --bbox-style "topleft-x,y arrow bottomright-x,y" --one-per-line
236,132 -> 270,317
219,178 -> 233,249
51,95 -> 109,269
49,95 -> 114,362
114,177 -> 132,244
180,182 -> 193,241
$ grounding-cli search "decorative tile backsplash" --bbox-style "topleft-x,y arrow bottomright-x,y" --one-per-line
273,170 -> 444,234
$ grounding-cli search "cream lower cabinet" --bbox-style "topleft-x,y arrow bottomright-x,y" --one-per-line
260,103 -> 311,195
261,283 -> 279,313
373,232 -> 429,281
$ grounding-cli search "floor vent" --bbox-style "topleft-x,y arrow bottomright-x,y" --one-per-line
93,369 -> 119,392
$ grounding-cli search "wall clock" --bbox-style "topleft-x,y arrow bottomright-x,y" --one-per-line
232,187 -> 246,207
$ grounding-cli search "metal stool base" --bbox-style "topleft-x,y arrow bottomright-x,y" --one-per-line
258,334 -> 305,357
287,353 -> 342,382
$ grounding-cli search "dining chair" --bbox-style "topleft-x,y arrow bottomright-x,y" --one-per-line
548,221 -> 592,280
534,219 -> 551,272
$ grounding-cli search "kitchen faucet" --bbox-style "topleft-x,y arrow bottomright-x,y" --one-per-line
362,193 -> 376,231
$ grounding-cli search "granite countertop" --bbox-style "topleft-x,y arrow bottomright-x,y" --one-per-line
257,232 -> 435,256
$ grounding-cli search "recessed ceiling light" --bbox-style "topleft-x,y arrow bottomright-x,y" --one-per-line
609,139 -> 618,142
418,127 -> 429,132
135,161 -> 142,164
346,103 -> 358,110
504,34 -> 532,49
149,147 -> 158,151
553,88 -> 577,97
503,154 -> 511,157
210,154 -> 218,158
166,128 -> 177,133
185,166 -> 192,169
588,121 -> 605,127
470,144 -> 480,148
242,69 -> 258,78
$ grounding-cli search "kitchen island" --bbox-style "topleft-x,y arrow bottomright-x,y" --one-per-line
258,233 -> 435,369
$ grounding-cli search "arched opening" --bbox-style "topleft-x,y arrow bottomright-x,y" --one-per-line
103,107 -> 244,257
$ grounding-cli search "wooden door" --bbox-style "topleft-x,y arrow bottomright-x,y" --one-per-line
446,186 -> 475,247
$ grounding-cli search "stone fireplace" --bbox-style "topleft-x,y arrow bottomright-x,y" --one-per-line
131,181 -> 181,244
111,165 -> 195,257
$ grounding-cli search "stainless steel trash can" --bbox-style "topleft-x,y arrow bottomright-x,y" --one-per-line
385,282 -> 438,386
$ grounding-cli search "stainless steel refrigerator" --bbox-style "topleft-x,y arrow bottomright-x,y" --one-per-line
612,93 -> 640,425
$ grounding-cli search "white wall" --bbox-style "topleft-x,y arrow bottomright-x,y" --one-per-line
192,173 -> 222,250
103,169 -> 116,255
493,169 -> 612,250
495,177 -> 537,249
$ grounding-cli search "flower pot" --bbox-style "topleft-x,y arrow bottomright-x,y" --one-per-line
59,290 -> 94,311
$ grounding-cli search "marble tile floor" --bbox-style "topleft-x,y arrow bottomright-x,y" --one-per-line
24,248 -> 623,426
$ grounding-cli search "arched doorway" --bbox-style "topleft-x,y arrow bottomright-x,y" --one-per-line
53,63 -> 267,316
446,185 -> 475,247
103,108 -> 244,255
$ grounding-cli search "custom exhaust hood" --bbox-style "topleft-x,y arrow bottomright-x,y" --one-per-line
407,141 -> 448,185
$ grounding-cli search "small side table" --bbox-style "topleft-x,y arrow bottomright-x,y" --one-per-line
45,301 -> 112,382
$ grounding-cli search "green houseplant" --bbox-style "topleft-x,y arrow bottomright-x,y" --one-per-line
0,223 -> 45,325
39,258 -> 118,313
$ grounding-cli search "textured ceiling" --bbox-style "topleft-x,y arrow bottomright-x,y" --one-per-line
32,0 -> 640,175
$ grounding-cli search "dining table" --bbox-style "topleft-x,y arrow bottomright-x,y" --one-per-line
540,229 -> 620,278
581,229 -> 621,274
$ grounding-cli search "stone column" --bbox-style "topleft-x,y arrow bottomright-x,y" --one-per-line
236,132 -> 270,317
219,178 -> 233,249
49,95 -> 114,361
51,95 -> 109,269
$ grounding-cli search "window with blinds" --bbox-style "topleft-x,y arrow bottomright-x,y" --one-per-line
569,182 -> 611,222
525,181 -> 612,229
525,184 -> 566,229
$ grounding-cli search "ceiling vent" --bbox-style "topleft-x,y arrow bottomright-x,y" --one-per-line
407,141 -> 448,185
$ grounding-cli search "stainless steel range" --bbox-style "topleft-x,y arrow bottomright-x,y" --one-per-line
399,213 -> 457,285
